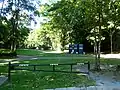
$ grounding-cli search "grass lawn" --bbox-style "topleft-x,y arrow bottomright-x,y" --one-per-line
1,49 -> 120,90
16,49 -> 44,56
16,49 -> 93,57
0,59 -> 95,90
0,72 -> 94,90
0,49 -> 96,90
16,48 -> 120,65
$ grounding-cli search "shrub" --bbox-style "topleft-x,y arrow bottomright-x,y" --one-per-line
0,51 -> 17,57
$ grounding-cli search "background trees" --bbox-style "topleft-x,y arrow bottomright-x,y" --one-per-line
0,0 -> 39,51
23,0 -> 120,54
24,0 -> 120,70
1,0 -> 120,69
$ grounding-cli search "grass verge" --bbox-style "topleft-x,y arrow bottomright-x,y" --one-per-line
0,71 -> 94,90
0,59 -> 95,90
1,49 -> 120,89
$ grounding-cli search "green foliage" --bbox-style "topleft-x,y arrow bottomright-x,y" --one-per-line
37,0 -> 120,70
0,0 -> 39,51
24,23 -> 61,50
38,0 -> 91,50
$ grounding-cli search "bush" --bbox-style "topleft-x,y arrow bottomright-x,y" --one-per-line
0,51 -> 17,57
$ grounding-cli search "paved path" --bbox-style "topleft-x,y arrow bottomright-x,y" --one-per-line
0,76 -> 7,86
46,86 -> 120,90
46,64 -> 120,90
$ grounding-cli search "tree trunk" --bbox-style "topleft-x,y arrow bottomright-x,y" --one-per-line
97,40 -> 101,70
97,25 -> 101,71
94,28 -> 99,70
95,9 -> 101,71
11,42 -> 13,52
10,7 -> 19,52
110,34 -> 113,54
94,38 -> 98,70
11,40 -> 16,52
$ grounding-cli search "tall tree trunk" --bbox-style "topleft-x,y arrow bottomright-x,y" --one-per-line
94,27 -> 99,70
110,34 -> 113,54
11,18 -> 15,52
96,5 -> 102,71
94,35 -> 98,70
10,7 -> 19,52
97,25 -> 101,70
11,39 -> 17,52
97,39 -> 101,70
11,40 -> 14,51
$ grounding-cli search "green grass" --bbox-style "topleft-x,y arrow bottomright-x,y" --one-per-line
0,49 -> 96,90
0,59 -> 95,90
1,58 -> 120,90
16,49 -> 93,57
0,72 -> 94,90
16,49 -> 44,56
1,49 -> 120,89
0,65 -> 8,76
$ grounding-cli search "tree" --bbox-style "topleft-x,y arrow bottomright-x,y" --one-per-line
46,0 -> 90,51
104,0 -> 120,53
36,0 -> 120,70
0,0 -> 39,51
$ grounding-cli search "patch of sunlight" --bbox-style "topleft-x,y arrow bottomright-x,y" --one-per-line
76,69 -> 80,71
20,70 -> 30,72
0,63 -> 6,66
0,61 -> 20,65
11,61 -> 20,64
64,50 -> 69,53
11,70 -> 16,73
77,73 -> 88,76
101,54 -> 120,59
31,58 -> 38,60
21,49 -> 29,50
23,61 -> 30,63
39,53 -> 44,56
2,59 -> 16,62
0,62 -> 9,65
43,50 -> 63,53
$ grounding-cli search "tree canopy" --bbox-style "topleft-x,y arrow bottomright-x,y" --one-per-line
1,0 -> 120,69
0,0 -> 39,51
